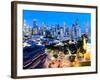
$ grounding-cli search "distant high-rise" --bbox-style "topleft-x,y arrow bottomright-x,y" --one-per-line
85,23 -> 91,43
75,20 -> 81,40
33,19 -> 37,27
50,25 -> 55,38
60,28 -> 64,37
85,23 -> 89,36
63,22 -> 66,35
32,19 -> 38,35
71,24 -> 76,40
66,27 -> 70,37
23,22 -> 32,40
71,20 -> 82,41
42,22 -> 47,36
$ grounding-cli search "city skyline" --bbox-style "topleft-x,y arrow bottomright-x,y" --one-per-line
23,10 -> 92,69
23,10 -> 91,33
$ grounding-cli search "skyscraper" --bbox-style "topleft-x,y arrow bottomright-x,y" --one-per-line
32,19 -> 38,35
23,22 -> 32,40
71,19 -> 82,41
42,22 -> 47,36
85,23 -> 89,37
75,20 -> 81,40
63,22 -> 66,36
71,24 -> 76,40
60,28 -> 64,38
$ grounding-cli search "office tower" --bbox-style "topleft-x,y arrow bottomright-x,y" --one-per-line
32,19 -> 38,35
85,23 -> 89,37
85,23 -> 91,43
42,22 -> 47,36
63,22 -> 66,36
60,28 -> 64,38
56,24 -> 61,39
71,24 -> 76,40
66,27 -> 70,37
70,20 -> 82,41
23,23 -> 32,40
51,25 -> 55,38
75,20 -> 81,40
